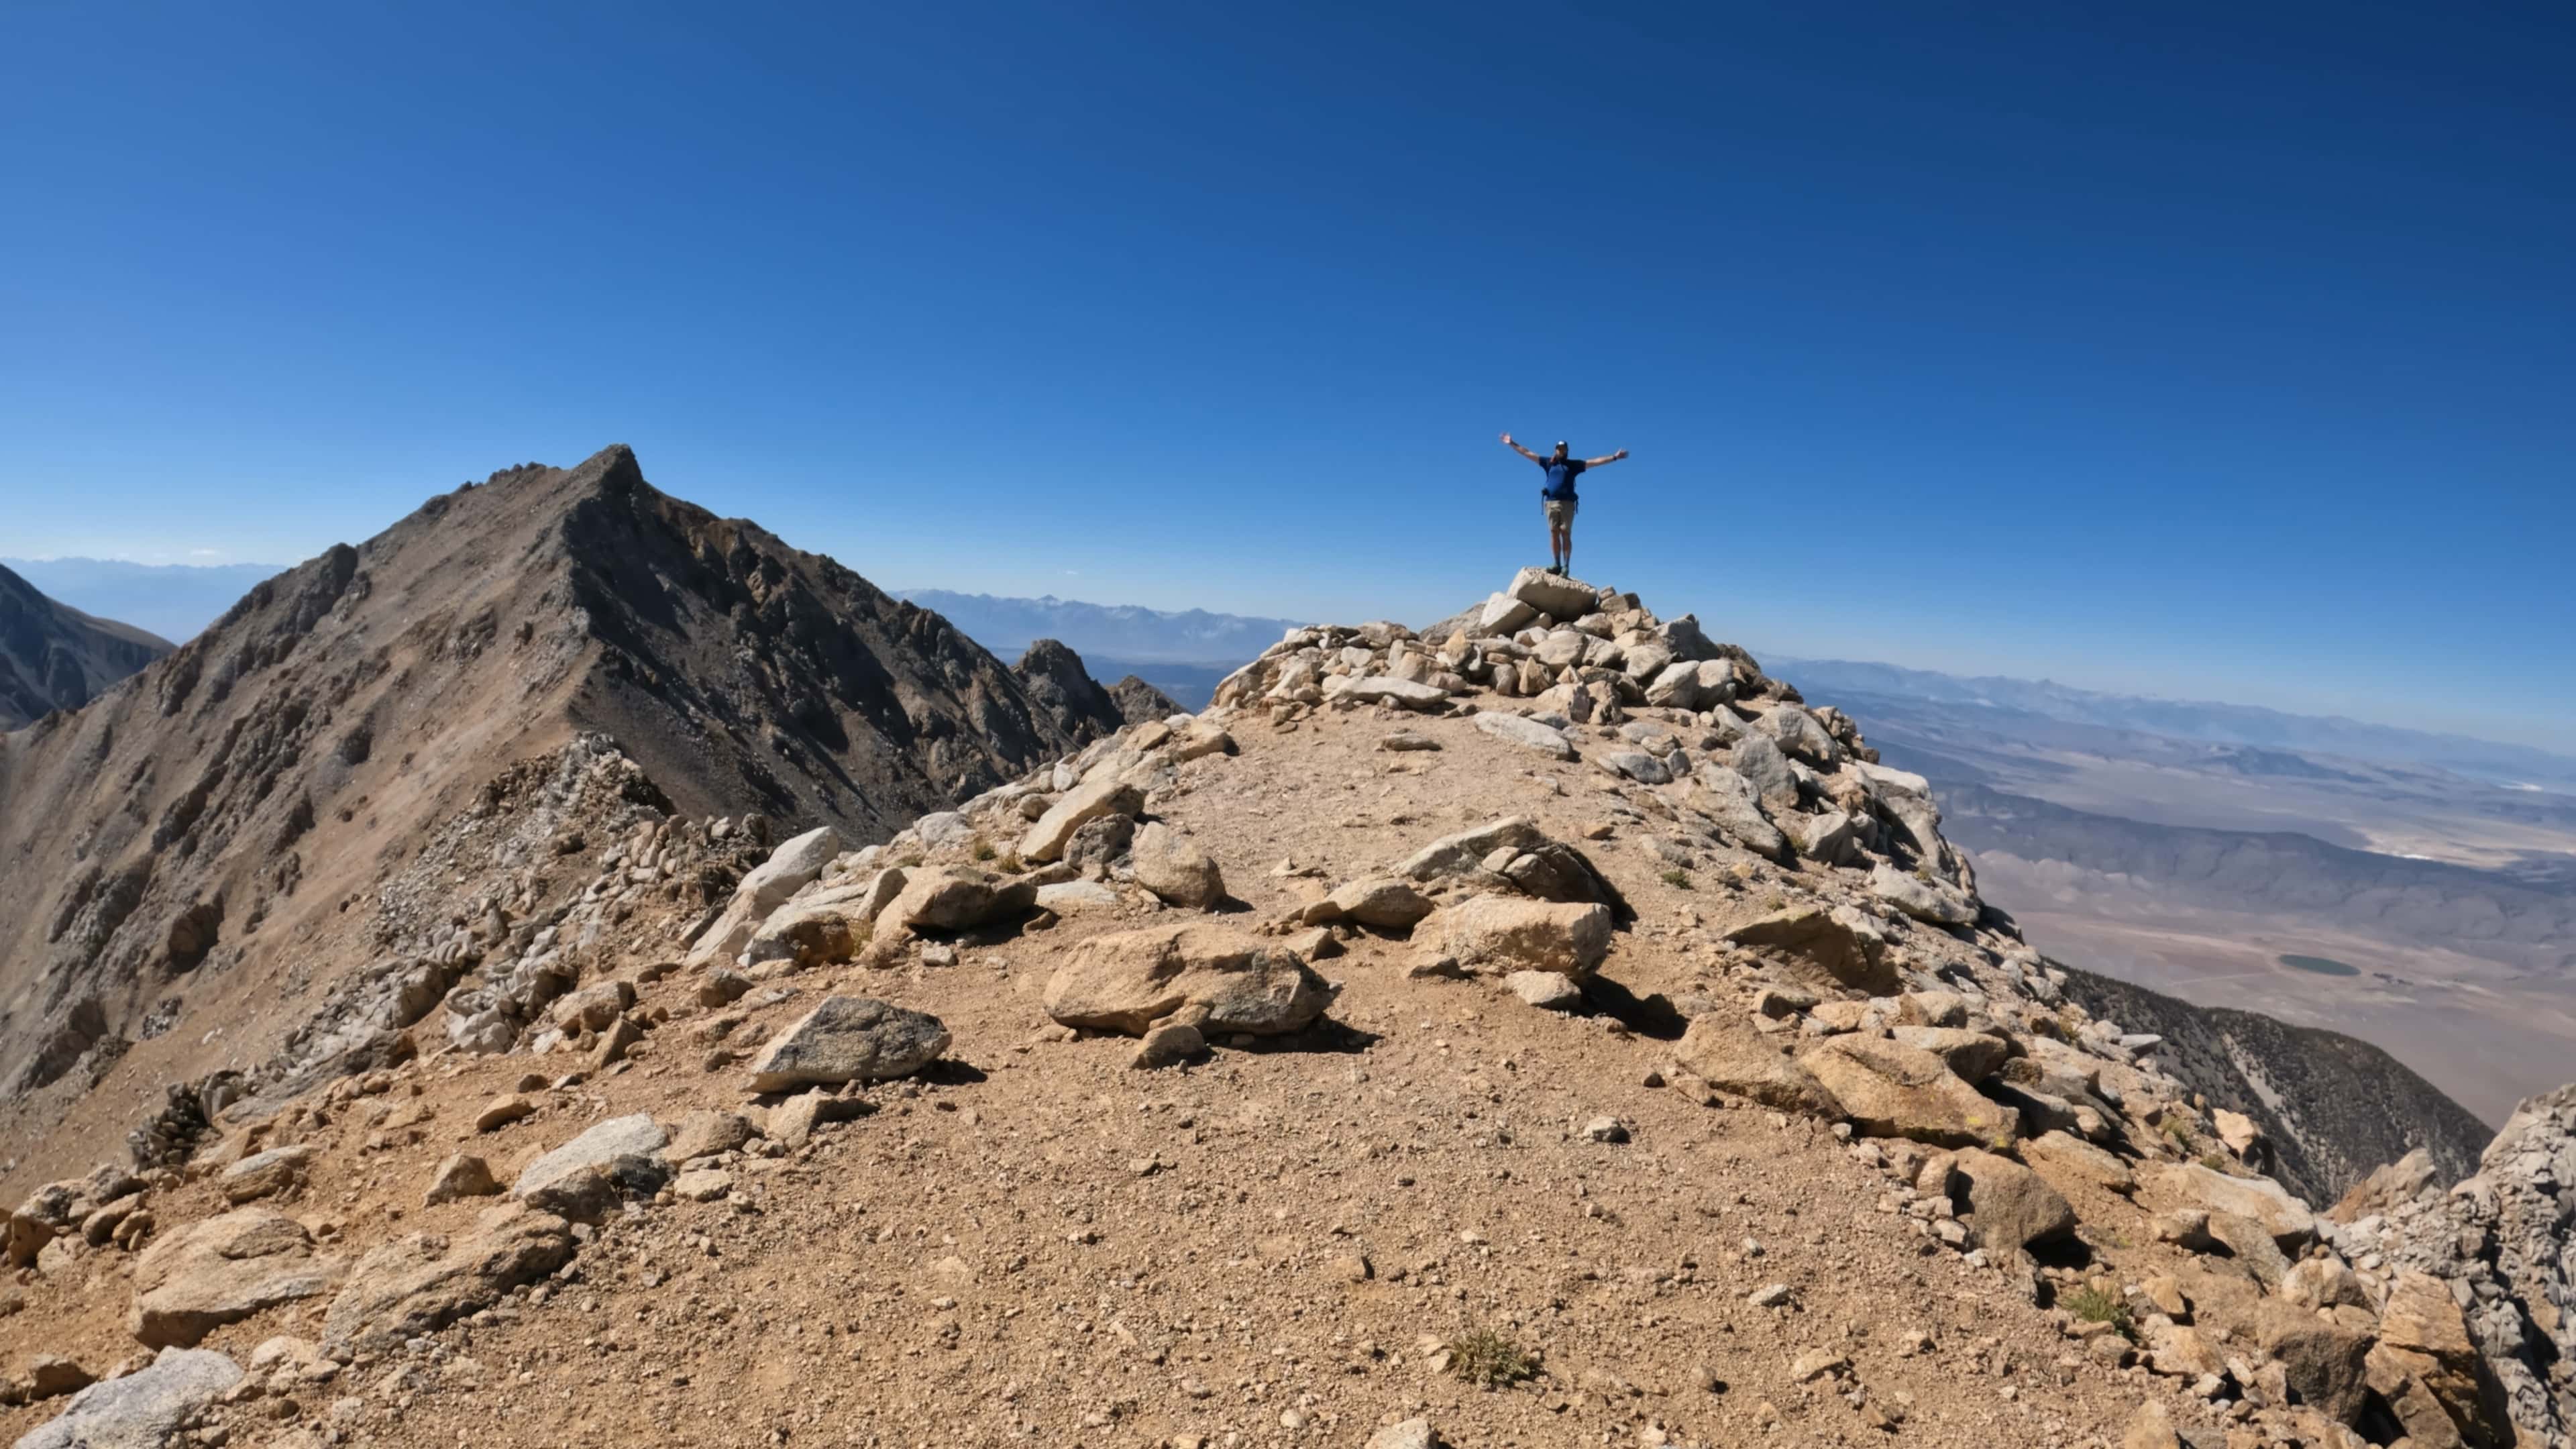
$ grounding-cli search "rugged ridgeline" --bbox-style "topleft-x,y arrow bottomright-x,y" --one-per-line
2052,966 -> 2492,1210
0,446 -> 1125,1187
0,565 -> 172,730
3,564 -> 2568,1449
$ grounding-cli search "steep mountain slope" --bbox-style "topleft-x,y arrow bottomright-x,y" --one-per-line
2054,963 -> 2492,1205
0,565 -> 173,729
6,565 -> 2557,1449
0,445 -> 1112,1174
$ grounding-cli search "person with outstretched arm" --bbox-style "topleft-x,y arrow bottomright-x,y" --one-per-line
1501,433 -> 1628,576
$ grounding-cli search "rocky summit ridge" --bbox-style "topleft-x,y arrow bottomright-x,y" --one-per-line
2,552 -> 2569,1449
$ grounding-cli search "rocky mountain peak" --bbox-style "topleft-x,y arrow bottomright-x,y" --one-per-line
5,560 -> 2562,1446
0,449 -> 1127,1186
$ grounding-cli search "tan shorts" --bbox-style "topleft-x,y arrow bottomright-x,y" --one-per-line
1544,498 -> 1578,526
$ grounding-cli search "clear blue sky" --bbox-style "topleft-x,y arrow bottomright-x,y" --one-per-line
3,3 -> 2569,747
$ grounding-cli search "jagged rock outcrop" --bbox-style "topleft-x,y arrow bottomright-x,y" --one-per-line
2328,1086 -> 2575,1446
1106,674 -> 1181,724
0,563 -> 172,731
1014,639 -> 1128,739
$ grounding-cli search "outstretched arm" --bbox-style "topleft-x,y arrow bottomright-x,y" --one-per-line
1500,431 -> 1545,464
1582,448 -> 1630,468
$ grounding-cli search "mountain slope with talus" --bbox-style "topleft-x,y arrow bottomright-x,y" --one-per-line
0,445 -> 1118,1187
5,562 -> 2562,1449
0,564 -> 172,731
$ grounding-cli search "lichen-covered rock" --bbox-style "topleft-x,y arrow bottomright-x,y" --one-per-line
747,997 -> 950,1091
510,1114 -> 668,1222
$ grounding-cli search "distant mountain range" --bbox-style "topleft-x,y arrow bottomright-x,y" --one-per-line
1,557 -> 288,645
895,589 -> 1305,665
895,589 -> 1310,710
1770,655 -> 2576,790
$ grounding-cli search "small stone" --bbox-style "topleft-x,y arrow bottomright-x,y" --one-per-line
1506,970 -> 1582,1010
1749,1283 -> 1792,1307
1790,1349 -> 1847,1383
474,1095 -> 536,1134
421,1155 -> 498,1207
671,1170 -> 734,1203
1582,1116 -> 1629,1144
1129,1022 -> 1206,1071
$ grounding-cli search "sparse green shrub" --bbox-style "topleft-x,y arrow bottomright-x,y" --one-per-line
1661,868 -> 1694,891
971,839 -> 997,862
2062,1285 -> 2135,1341
1447,1327 -> 1537,1388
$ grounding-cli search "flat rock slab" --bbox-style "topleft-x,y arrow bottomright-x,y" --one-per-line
1799,1036 -> 2019,1149
1723,904 -> 1895,996
2141,1163 -> 2316,1248
511,1114 -> 669,1222
1674,1017 -> 1843,1119
1316,877 -> 1435,930
321,1203 -> 576,1354
1425,895 -> 1611,977
1034,879 -> 1122,913
1020,775 -> 1145,864
13,1347 -> 243,1449
748,997 -> 951,1091
219,1144 -> 317,1204
1399,816 -> 1550,880
1506,565 -> 1597,621
879,868 -> 1036,932
1336,676 -> 1450,710
1472,712 -> 1576,760
129,1209 -> 345,1348
1043,924 -> 1329,1036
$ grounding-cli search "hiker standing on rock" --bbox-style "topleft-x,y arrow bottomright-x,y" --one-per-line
1501,434 -> 1627,576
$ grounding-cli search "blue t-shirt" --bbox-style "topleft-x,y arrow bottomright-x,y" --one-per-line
1542,458 -> 1587,500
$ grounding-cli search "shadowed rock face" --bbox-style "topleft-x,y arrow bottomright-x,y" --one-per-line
0,564 -> 172,729
1016,639 -> 1130,738
0,445 -> 1126,1168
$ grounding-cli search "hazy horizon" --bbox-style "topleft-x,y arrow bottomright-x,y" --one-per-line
12,547 -> 2573,761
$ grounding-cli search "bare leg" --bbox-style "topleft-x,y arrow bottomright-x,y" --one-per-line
1548,522 -> 1568,570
